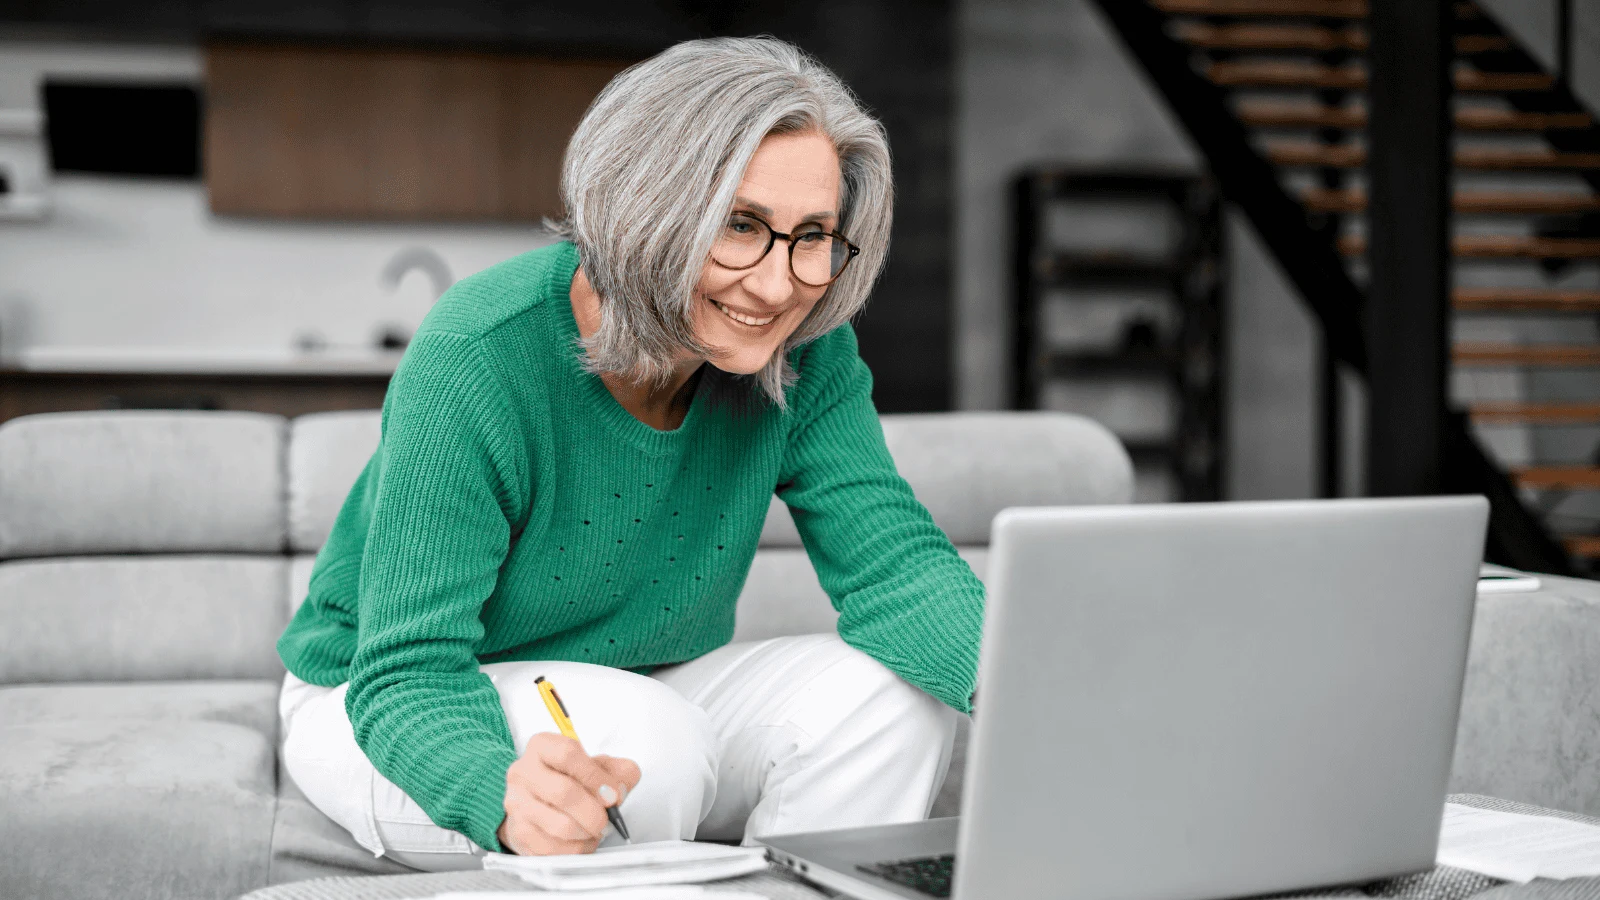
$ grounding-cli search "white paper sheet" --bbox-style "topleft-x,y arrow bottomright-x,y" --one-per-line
481,839 -> 769,891
432,889 -> 766,900
1477,564 -> 1542,594
1437,803 -> 1600,882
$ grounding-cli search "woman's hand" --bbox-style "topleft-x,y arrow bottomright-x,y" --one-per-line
499,733 -> 641,855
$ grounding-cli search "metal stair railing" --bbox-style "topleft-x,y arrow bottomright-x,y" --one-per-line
1085,0 -> 1577,575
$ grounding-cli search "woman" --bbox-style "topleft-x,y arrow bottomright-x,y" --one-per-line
276,36 -> 985,870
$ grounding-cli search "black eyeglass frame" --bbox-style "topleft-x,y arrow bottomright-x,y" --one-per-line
711,212 -> 862,287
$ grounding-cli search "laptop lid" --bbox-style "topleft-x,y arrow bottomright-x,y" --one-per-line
956,496 -> 1488,900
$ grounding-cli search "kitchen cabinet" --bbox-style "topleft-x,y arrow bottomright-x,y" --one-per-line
204,43 -> 631,221
0,371 -> 391,425
0,351 -> 397,425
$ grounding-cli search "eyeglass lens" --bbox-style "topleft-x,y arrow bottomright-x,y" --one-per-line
712,214 -> 851,286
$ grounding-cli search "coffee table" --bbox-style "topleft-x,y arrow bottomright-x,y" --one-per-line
238,795 -> 1600,900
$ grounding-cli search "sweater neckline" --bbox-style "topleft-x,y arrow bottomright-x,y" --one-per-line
545,242 -> 705,456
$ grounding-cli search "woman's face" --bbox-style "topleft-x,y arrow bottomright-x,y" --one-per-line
692,130 -> 842,375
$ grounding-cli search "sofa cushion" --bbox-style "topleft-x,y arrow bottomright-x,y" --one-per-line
0,680 -> 280,900
1451,574 -> 1600,817
733,546 -> 988,643
0,556 -> 288,683
288,412 -> 384,554
760,412 -> 1133,547
284,410 -> 1132,554
0,411 -> 287,559
289,553 -> 318,620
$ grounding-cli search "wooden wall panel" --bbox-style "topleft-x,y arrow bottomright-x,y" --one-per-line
204,44 -> 630,220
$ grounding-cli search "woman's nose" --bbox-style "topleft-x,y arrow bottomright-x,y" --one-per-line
741,242 -> 797,308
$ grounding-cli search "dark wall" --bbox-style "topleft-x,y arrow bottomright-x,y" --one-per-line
3,0 -> 954,412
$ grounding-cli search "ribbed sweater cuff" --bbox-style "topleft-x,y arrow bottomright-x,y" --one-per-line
903,597 -> 984,713
450,744 -> 519,853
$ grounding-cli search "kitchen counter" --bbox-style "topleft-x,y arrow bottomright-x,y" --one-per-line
0,346 -> 399,425
7,345 -> 405,376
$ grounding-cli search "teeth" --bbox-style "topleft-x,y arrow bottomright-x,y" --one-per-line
711,298 -> 776,327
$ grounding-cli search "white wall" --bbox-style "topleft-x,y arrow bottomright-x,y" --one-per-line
0,40 -> 201,108
955,0 -> 1319,500
1574,2 -> 1600,118
1479,0 -> 1560,74
0,40 -> 552,359
0,176 -> 552,357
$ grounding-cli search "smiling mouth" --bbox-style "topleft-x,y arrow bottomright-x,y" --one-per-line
709,297 -> 778,327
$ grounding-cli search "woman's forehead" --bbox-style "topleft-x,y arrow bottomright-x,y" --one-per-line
735,132 -> 840,221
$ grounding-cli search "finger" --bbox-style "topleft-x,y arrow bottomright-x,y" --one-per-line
506,814 -> 596,857
523,766 -> 609,839
591,755 -> 643,802
530,734 -> 624,806
506,783 -> 604,849
522,794 -> 604,845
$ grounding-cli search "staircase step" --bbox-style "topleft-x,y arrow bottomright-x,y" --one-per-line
1514,466 -> 1600,490
1271,143 -> 1600,171
1152,0 -> 1478,18
1238,103 -> 1592,132
1270,143 -> 1367,166
1153,0 -> 1366,17
1302,188 -> 1600,215
1472,403 -> 1600,424
1209,61 -> 1553,92
1455,288 -> 1600,312
1454,344 -> 1600,366
1179,23 -> 1364,50
1341,235 -> 1600,259
1178,24 -> 1510,54
1565,535 -> 1600,558
1457,69 -> 1557,93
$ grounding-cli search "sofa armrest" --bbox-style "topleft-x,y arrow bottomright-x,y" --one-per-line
1451,574 -> 1600,816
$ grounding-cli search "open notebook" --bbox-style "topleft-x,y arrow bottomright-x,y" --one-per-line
435,883 -> 764,890
482,840 -> 769,891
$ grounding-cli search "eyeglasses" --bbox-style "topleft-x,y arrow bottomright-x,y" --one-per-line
710,212 -> 861,287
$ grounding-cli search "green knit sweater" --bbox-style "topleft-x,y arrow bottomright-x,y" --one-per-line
277,240 -> 985,852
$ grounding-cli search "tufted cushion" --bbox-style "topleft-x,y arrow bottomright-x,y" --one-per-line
760,412 -> 1132,546
733,546 -> 989,643
0,556 -> 288,684
287,412 -> 384,553
0,411 -> 287,559
288,553 -> 318,620
0,680 -> 280,900
282,409 -> 1132,554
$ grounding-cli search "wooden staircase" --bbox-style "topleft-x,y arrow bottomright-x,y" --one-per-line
1139,0 -> 1600,573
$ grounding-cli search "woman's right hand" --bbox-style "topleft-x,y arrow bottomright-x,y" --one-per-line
498,732 -> 641,855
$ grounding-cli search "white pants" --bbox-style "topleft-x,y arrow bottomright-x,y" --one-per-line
279,634 -> 958,872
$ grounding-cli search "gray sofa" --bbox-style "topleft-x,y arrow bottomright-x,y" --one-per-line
0,408 -> 1129,900
3,409 -> 1598,900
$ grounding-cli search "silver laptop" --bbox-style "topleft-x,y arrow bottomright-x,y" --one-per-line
759,496 -> 1490,900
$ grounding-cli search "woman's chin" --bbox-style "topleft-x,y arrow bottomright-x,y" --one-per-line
707,344 -> 779,376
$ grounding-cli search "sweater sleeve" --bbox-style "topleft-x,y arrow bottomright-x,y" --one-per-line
777,327 -> 985,713
344,331 -> 530,853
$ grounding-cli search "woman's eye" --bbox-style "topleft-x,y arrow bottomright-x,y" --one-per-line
726,217 -> 758,234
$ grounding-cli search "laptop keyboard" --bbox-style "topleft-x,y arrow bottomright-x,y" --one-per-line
858,853 -> 956,897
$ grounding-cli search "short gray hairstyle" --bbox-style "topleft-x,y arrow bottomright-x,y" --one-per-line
554,36 -> 894,406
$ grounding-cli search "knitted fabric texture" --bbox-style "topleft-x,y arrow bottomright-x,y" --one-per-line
276,241 -> 986,853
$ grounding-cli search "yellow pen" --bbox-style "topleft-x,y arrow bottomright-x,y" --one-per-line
534,675 -> 631,843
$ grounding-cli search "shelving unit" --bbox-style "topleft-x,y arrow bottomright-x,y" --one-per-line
1012,169 -> 1227,501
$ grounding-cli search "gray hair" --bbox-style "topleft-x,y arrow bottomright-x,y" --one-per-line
554,36 -> 894,407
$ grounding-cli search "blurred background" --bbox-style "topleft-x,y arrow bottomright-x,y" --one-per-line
0,0 -> 1596,574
